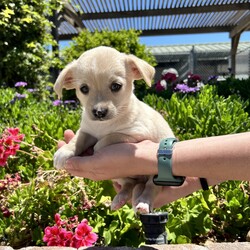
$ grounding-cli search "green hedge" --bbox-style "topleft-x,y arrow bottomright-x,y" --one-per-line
144,85 -> 250,140
144,85 -> 250,243
0,0 -> 61,87
1,83 -> 250,247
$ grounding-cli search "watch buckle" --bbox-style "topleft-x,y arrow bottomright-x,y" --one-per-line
158,149 -> 172,157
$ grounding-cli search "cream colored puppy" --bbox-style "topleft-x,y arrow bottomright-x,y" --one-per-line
54,46 -> 174,214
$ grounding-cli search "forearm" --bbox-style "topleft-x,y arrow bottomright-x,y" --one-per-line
172,132 -> 250,183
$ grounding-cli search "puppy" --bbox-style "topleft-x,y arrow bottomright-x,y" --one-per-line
54,46 -> 174,214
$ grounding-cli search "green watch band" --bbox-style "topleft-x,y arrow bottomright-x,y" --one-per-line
153,138 -> 185,186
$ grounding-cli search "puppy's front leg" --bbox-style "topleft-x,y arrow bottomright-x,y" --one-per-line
54,130 -> 97,169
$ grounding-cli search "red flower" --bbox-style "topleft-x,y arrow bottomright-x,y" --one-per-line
70,219 -> 98,248
0,128 -> 24,167
162,72 -> 177,82
7,128 -> 20,136
43,226 -> 73,246
55,213 -> 63,226
43,215 -> 98,248
155,80 -> 166,92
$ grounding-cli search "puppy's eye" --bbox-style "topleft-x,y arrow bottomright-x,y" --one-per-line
80,85 -> 89,94
110,83 -> 122,92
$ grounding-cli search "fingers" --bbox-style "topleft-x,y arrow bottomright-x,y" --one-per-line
57,129 -> 75,149
64,129 -> 75,143
65,156 -> 108,181
57,140 -> 66,148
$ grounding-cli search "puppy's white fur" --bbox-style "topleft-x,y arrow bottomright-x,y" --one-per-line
54,46 -> 174,213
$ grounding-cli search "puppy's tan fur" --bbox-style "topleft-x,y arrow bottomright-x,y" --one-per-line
54,46 -> 174,213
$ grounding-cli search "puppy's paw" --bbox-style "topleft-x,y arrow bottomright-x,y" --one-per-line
54,147 -> 75,169
134,202 -> 150,214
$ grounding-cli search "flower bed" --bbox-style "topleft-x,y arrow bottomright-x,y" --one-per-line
1,79 -> 250,247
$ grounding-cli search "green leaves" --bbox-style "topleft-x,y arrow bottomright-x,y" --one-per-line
0,0 -> 61,87
144,84 -> 250,244
1,74 -> 250,247
144,85 -> 250,140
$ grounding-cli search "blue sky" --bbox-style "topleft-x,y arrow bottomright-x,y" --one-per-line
140,31 -> 250,46
60,31 -> 250,48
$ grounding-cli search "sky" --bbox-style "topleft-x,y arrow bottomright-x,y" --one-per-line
139,31 -> 250,46
60,31 -> 250,48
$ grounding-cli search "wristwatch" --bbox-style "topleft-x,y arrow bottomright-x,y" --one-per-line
153,138 -> 185,186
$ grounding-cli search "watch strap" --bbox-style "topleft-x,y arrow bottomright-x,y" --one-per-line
153,138 -> 185,186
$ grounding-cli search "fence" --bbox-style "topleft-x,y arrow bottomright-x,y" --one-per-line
150,42 -> 250,83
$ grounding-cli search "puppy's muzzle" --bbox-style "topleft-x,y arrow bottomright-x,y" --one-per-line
92,107 -> 108,119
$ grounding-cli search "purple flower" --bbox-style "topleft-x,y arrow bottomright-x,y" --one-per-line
15,82 -> 28,87
53,100 -> 63,106
27,88 -> 38,93
64,100 -> 76,104
15,93 -> 27,99
175,84 -> 200,93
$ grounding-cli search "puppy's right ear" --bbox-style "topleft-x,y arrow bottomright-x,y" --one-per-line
54,60 -> 77,98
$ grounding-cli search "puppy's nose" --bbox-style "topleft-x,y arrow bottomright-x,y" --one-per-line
92,107 -> 108,119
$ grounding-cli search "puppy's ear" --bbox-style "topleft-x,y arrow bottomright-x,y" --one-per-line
54,60 -> 77,98
126,55 -> 155,86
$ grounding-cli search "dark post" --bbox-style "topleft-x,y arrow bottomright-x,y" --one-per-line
140,212 -> 168,245
50,10 -> 60,83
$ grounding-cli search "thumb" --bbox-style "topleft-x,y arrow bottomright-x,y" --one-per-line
65,156 -> 97,180
65,156 -> 86,175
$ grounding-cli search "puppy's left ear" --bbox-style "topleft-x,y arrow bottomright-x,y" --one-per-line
54,60 -> 77,98
126,55 -> 155,86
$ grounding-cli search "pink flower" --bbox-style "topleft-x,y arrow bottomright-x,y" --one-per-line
71,219 -> 98,248
55,213 -> 63,226
43,215 -> 98,248
0,128 -> 24,167
43,226 -> 73,246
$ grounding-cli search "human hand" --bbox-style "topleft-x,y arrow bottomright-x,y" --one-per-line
57,130 -> 202,208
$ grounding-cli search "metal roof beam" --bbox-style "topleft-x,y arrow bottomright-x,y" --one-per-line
79,3 -> 250,20
58,25 -> 234,40
230,14 -> 250,38
141,26 -> 233,36
63,3 -> 85,30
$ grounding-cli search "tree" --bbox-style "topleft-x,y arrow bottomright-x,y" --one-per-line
0,0 -> 61,87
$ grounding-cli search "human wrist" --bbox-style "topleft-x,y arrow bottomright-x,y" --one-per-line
154,138 -> 185,186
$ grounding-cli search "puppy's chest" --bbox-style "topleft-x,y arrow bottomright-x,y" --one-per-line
83,122 -> 118,139
82,118 -> 163,142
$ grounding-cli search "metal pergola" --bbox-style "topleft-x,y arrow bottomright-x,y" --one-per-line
52,0 -> 250,75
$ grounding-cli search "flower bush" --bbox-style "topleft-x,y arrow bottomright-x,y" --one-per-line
152,69 -> 203,99
43,213 -> 98,247
144,84 -> 250,243
0,84 -> 142,248
1,77 -> 250,247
